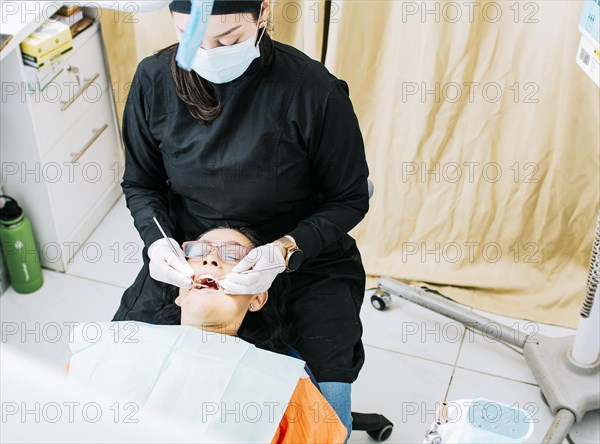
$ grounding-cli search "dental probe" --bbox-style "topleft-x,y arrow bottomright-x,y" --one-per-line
239,264 -> 286,274
152,217 -> 187,264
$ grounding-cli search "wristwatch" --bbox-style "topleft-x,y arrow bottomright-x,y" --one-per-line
279,235 -> 304,272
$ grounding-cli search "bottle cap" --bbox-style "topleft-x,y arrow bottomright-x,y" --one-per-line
0,195 -> 24,225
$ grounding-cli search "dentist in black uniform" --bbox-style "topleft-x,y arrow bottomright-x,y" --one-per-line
112,0 -> 369,435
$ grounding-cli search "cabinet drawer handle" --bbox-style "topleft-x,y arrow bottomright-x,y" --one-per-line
70,124 -> 109,163
60,73 -> 100,111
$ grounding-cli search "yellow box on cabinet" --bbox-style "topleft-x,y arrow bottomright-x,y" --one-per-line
20,21 -> 73,68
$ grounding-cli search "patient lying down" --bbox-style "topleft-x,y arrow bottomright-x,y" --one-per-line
67,228 -> 347,444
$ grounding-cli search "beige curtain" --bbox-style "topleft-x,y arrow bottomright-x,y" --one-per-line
100,1 -> 599,328
269,0 -> 325,59
327,0 -> 599,328
99,8 -> 177,127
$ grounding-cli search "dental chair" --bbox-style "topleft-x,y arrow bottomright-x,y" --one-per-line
351,412 -> 394,441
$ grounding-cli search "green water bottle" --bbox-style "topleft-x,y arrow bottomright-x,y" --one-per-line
0,196 -> 43,293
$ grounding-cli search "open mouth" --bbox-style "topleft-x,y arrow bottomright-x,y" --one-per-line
192,274 -> 220,291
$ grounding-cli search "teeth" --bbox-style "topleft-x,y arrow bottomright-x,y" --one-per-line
198,274 -> 217,281
192,273 -> 220,290
196,274 -> 219,282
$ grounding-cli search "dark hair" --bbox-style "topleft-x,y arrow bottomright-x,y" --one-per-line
157,7 -> 273,123
153,226 -> 292,354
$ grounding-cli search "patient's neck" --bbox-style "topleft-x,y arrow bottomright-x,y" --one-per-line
180,315 -> 240,337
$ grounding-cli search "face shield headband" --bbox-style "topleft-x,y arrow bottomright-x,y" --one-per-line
172,0 -> 264,70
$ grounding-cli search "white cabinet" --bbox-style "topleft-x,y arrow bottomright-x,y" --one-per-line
0,21 -> 124,272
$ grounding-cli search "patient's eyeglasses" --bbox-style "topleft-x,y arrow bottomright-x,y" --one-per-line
181,241 -> 252,264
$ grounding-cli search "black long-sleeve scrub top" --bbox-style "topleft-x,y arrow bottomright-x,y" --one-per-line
112,34 -> 370,383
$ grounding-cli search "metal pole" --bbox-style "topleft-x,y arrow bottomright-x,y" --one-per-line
541,409 -> 576,444
378,277 -> 530,349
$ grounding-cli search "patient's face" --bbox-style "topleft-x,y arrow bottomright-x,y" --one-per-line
175,229 -> 266,334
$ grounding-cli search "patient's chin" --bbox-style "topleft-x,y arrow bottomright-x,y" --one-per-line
185,291 -> 223,311
183,303 -> 223,326
183,291 -> 231,323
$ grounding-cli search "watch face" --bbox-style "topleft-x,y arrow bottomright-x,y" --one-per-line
288,250 -> 304,272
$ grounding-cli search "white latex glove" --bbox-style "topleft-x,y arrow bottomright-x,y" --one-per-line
219,243 -> 286,295
148,238 -> 194,288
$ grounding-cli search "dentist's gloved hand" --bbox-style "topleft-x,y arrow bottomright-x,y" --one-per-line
148,238 -> 194,288
220,243 -> 286,295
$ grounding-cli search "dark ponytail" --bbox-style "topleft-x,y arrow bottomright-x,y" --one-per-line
164,44 -> 223,122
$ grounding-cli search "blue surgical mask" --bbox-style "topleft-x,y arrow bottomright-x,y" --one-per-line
191,23 -> 266,84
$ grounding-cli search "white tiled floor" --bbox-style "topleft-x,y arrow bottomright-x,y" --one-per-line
65,195 -> 145,289
1,195 -> 599,443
